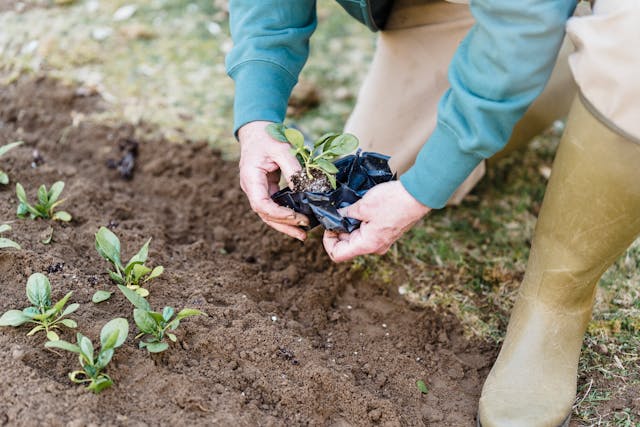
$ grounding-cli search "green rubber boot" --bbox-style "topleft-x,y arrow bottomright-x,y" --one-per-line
477,95 -> 640,427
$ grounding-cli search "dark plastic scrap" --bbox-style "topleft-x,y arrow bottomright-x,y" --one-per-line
271,151 -> 396,233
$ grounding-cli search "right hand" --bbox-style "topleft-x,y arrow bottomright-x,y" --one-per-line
238,121 -> 309,241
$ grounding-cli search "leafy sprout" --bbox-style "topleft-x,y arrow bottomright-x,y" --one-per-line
45,318 -> 129,393
119,285 -> 204,353
0,223 -> 21,250
16,181 -> 72,222
266,123 -> 358,189
95,226 -> 164,297
0,273 -> 78,341
0,141 -> 23,185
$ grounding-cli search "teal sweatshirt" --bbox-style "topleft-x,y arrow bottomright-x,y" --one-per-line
226,0 -> 576,209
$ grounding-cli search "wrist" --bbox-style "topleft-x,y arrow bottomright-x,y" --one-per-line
398,181 -> 432,217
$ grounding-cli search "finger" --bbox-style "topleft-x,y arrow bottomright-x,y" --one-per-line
264,219 -> 307,241
338,201 -> 366,221
273,148 -> 303,182
243,175 -> 309,226
323,228 -> 370,263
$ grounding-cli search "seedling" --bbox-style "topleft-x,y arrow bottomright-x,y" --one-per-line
0,141 -> 23,185
119,285 -> 204,353
16,181 -> 72,221
0,273 -> 78,341
95,226 -> 164,297
267,123 -> 358,191
0,223 -> 21,250
45,318 -> 129,393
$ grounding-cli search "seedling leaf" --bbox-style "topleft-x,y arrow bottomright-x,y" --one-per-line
26,273 -> 51,308
284,128 -> 305,149
52,211 -> 72,222
95,227 -> 122,268
0,310 -> 32,326
141,341 -> 169,353
127,238 -> 150,269
92,290 -> 112,303
48,181 -> 65,204
60,319 -> 78,328
146,265 -> 164,281
266,123 -> 289,143
45,339 -> 81,354
118,285 -> 150,311
0,237 -> 21,250
79,335 -> 94,362
0,141 -> 23,157
176,308 -> 204,321
47,330 -> 60,341
416,380 -> 429,394
100,317 -> 129,349
134,308 -> 158,335
61,303 -> 80,318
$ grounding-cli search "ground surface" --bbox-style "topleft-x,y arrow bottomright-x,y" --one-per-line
0,77 -> 497,426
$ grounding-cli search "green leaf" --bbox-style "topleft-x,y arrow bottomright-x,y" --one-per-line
52,211 -> 72,222
176,308 -> 204,321
416,380 -> 429,394
26,325 -> 45,336
284,128 -> 305,150
45,339 -> 81,354
0,141 -> 23,157
100,317 -> 129,349
265,123 -> 289,143
0,224 -> 11,234
141,341 -> 169,353
100,330 -> 120,351
134,309 -> 158,335
314,159 -> 338,175
0,237 -> 21,250
0,172 -> 8,185
61,302 -> 79,317
92,290 -> 112,303
126,238 -> 150,270
135,287 -> 149,297
313,133 -> 340,149
326,172 -> 337,190
53,291 -> 73,313
16,202 -> 29,219
26,273 -> 52,308
145,265 -> 163,282
0,310 -> 32,326
95,226 -> 122,268
118,285 -> 151,311
148,311 -> 164,324
79,335 -> 94,362
15,183 -> 28,205
59,318 -> 77,328
87,376 -> 113,393
47,181 -> 65,204
22,307 -> 38,318
37,185 -> 48,206
95,348 -> 114,370
166,332 -> 177,342
109,271 -> 124,285
47,330 -> 60,341
41,226 -> 54,245
162,306 -> 175,322
325,133 -> 359,156
131,263 -> 151,282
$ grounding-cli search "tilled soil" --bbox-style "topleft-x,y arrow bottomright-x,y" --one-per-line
0,76 -> 496,426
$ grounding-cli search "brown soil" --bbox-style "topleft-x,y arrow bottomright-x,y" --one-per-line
0,76 -> 496,426
291,168 -> 332,193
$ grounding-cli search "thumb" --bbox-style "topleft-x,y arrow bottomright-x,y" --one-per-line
274,151 -> 302,184
338,200 -> 365,221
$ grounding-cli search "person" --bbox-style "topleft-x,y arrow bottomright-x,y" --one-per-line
226,0 -> 640,425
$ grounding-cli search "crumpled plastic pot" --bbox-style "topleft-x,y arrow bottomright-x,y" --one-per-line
271,151 -> 396,233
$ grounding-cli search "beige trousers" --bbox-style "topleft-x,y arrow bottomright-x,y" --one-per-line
344,0 -> 576,205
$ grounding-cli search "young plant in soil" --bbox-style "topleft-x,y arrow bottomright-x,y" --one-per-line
95,226 -> 164,298
267,123 -> 358,192
0,223 -> 21,250
0,141 -> 23,185
16,181 -> 72,222
45,318 -> 129,394
119,285 -> 204,353
0,273 -> 78,341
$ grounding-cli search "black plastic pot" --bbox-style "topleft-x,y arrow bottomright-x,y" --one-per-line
271,151 -> 395,233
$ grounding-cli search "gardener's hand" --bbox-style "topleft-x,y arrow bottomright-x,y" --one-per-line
238,120 -> 309,241
323,181 -> 431,262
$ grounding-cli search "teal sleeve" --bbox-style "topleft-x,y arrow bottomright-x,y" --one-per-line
225,1 -> 317,135
400,0 -> 576,209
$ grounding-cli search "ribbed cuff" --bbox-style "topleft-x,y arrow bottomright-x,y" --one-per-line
400,122 -> 483,209
229,61 -> 297,136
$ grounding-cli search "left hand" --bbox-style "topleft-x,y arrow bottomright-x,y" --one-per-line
323,181 -> 431,262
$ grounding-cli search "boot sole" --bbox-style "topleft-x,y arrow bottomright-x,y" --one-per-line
476,412 -> 571,427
